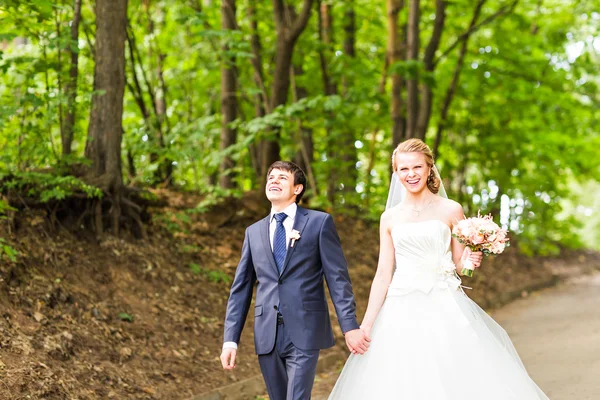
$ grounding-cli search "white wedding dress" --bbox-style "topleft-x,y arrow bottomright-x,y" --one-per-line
329,220 -> 549,399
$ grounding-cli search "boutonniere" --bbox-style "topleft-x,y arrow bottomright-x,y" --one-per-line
290,230 -> 301,247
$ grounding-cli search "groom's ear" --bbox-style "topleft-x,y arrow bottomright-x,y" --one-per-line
293,184 -> 303,195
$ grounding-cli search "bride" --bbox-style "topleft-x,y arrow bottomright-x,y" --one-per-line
328,139 -> 549,399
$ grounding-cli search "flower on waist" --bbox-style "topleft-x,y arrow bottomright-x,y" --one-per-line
439,257 -> 456,275
290,229 -> 301,247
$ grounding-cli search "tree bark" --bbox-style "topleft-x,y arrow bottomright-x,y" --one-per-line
248,2 -> 269,116
317,0 -> 338,204
341,0 -> 358,194
61,0 -> 82,157
433,0 -> 519,158
84,0 -> 128,234
291,61 -> 317,196
405,0 -> 420,139
386,0 -> 406,147
261,0 -> 314,176
247,2 -> 267,182
318,1 -> 336,97
143,1 -> 173,186
155,45 -> 173,185
219,0 -> 238,189
415,0 -> 446,140
433,0 -> 485,158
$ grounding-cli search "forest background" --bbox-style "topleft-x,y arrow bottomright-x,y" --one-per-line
0,0 -> 600,398
0,0 -> 598,254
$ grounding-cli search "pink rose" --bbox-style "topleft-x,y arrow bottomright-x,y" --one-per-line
470,231 -> 486,245
461,224 -> 474,239
490,241 -> 506,254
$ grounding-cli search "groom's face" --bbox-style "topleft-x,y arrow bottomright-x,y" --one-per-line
266,168 -> 303,205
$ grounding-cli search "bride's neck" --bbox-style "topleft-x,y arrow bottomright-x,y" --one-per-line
404,189 -> 435,205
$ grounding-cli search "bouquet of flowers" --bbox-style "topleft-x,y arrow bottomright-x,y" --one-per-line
452,212 -> 509,277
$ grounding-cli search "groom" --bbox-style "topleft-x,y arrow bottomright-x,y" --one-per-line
220,161 -> 369,400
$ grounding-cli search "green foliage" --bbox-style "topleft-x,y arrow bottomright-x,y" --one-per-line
179,244 -> 201,254
118,312 -> 134,322
0,0 -> 598,254
0,198 -> 17,215
189,263 -> 232,284
1,172 -> 103,202
0,237 -> 18,262
154,211 -> 192,235
189,262 -> 202,275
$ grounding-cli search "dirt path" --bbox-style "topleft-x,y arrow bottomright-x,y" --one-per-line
311,273 -> 600,400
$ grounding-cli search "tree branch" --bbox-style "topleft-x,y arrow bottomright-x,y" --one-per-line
272,0 -> 285,31
248,3 -> 271,114
423,0 -> 446,71
290,0 -> 314,42
434,0 -> 519,67
434,0 -> 487,157
415,0 -> 446,139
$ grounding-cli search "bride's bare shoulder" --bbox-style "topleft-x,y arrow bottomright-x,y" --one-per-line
437,197 -> 465,220
381,205 -> 404,227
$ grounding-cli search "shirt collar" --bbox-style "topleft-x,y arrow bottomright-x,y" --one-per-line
270,202 -> 298,223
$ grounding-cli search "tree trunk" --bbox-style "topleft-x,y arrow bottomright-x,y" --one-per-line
61,0 -> 82,157
261,0 -> 314,175
144,2 -> 173,186
387,0 -> 406,147
317,0 -> 338,204
247,2 -> 267,183
219,0 -> 238,189
415,0 -> 446,140
291,61 -> 317,196
433,0 -> 486,158
318,1 -> 336,97
405,0 -> 420,139
84,0 -> 128,234
341,0 -> 358,194
155,47 -> 174,185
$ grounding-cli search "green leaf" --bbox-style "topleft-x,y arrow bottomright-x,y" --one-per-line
118,312 -> 134,322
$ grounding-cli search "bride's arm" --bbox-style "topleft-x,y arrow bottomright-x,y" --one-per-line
449,202 -> 483,274
359,213 -> 395,334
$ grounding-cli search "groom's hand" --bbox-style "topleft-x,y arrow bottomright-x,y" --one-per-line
344,329 -> 370,355
220,348 -> 237,370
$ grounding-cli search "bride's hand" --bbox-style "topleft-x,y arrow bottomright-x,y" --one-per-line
345,328 -> 370,355
360,324 -> 372,341
461,247 -> 483,268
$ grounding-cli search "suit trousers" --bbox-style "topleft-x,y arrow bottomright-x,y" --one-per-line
258,317 -> 320,400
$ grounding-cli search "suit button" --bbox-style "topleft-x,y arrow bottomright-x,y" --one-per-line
278,279 -> 282,284
273,305 -> 278,310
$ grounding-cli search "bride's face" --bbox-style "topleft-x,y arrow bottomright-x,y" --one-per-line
395,152 -> 431,194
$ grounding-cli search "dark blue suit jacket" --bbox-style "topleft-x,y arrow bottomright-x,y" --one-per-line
223,206 -> 360,355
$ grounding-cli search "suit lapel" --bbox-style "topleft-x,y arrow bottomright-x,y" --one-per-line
280,207 -> 309,276
260,216 -> 279,276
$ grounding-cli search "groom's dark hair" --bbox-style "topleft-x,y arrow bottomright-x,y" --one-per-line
267,161 -> 307,204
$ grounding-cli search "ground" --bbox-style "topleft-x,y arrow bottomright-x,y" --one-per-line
0,190 -> 597,399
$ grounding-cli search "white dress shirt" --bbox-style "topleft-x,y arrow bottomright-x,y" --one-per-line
223,203 -> 298,351
268,202 -> 297,251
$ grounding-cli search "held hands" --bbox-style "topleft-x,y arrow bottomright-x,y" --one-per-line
461,247 -> 483,269
345,327 -> 371,355
220,348 -> 237,370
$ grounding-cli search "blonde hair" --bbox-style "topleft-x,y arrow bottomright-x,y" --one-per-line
391,138 -> 440,194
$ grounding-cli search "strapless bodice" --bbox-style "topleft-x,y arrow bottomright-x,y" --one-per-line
388,220 -> 462,295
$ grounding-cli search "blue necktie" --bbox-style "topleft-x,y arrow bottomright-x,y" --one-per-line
273,212 -> 288,275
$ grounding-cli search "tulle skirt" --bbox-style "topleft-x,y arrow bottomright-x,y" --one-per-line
328,287 -> 550,399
